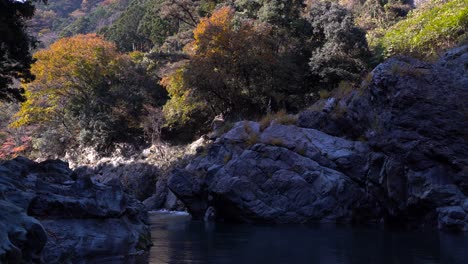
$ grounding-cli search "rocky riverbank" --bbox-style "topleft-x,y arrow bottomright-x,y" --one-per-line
65,140 -> 208,212
0,157 -> 152,263
168,46 -> 468,231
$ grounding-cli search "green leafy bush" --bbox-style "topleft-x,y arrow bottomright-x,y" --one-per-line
305,1 -> 370,89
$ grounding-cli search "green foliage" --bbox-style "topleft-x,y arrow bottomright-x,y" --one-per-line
234,0 -> 305,28
380,0 -> 468,59
31,126 -> 72,158
198,0 -> 220,17
101,0 -> 177,51
159,2 -> 372,136
100,0 -> 150,51
166,6 -> 308,125
307,1 -> 412,65
234,0 -> 313,99
353,0 -> 411,29
305,1 -> 370,89
161,68 -> 212,139
101,0 -> 223,52
59,1 -> 131,38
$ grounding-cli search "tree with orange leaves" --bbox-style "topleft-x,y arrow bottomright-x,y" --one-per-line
163,6 -> 289,129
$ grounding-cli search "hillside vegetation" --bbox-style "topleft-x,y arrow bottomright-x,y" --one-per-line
1,0 -> 467,159
31,0 -> 132,47
380,0 -> 468,59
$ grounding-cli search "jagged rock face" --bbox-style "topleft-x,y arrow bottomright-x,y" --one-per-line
168,46 -> 468,231
75,160 -> 160,202
0,157 -> 152,263
299,45 -> 468,228
70,143 -> 193,211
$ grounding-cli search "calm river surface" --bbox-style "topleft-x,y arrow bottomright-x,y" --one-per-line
148,211 -> 468,264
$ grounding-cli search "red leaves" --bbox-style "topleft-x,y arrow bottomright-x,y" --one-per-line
0,135 -> 31,159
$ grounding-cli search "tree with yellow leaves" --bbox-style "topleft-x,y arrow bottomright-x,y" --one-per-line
13,34 -> 166,153
13,34 -> 120,127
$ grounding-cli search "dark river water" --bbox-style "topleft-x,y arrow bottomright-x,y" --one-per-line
147,211 -> 468,264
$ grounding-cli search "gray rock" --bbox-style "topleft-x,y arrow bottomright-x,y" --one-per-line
143,178 -> 168,211
204,206 -> 216,222
164,190 -> 184,211
168,46 -> 468,231
78,161 -> 160,201
437,206 -> 468,231
170,123 -> 382,223
168,169 -> 207,219
0,199 -> 46,264
461,199 -> 468,214
0,157 -> 151,263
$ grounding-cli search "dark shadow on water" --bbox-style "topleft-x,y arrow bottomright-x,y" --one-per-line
148,212 -> 468,264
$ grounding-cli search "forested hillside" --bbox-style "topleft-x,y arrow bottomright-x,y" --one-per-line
1,0 -> 467,159
30,0 -> 132,47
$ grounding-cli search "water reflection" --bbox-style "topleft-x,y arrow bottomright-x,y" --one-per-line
148,211 -> 468,264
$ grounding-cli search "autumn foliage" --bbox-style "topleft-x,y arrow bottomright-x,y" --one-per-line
12,34 -> 166,153
0,136 -> 32,160
5,0 -> 451,153
162,6 -> 285,134
13,34 -> 121,127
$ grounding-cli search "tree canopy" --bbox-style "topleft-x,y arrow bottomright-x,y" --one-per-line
162,6 -> 290,133
306,1 -> 370,88
12,34 -> 167,152
100,0 -> 176,52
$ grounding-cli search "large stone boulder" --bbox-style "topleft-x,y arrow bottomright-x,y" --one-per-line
169,122 -> 381,223
168,46 -> 468,231
0,157 -> 152,263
